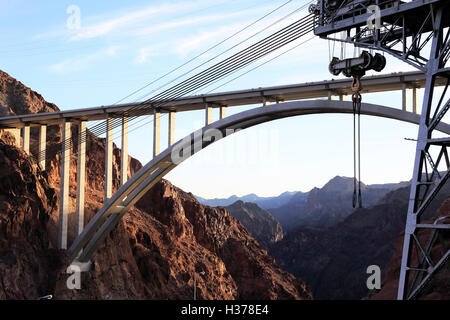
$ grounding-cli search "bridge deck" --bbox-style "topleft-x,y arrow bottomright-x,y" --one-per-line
0,71 -> 444,128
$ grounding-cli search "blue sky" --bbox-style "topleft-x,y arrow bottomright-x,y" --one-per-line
1,0 -> 446,198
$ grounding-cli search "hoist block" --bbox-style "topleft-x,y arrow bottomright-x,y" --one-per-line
329,50 -> 386,77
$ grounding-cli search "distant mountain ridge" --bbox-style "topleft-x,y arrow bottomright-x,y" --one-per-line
270,182 -> 450,299
268,176 -> 408,231
198,176 -> 408,232
196,191 -> 305,210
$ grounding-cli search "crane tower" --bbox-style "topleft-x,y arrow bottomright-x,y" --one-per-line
311,0 -> 450,300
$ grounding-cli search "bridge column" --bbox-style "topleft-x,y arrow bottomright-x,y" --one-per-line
219,106 -> 227,120
262,97 -> 272,107
205,103 -> 212,125
328,91 -> 338,100
76,121 -> 86,237
22,123 -> 30,154
153,109 -> 161,157
412,87 -> 420,114
339,94 -> 346,101
168,111 -> 175,146
105,116 -> 113,201
58,119 -> 71,250
121,117 -> 128,185
38,125 -> 47,170
402,83 -> 411,112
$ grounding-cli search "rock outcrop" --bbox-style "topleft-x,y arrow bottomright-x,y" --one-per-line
0,140 -> 61,299
0,70 -> 59,116
225,200 -> 284,250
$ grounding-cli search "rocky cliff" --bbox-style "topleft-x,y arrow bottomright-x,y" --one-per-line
270,183 -> 450,299
0,69 -> 312,300
0,140 -> 60,299
225,200 -> 284,250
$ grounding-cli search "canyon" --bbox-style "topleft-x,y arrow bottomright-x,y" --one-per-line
0,68 -> 448,300
0,69 -> 312,300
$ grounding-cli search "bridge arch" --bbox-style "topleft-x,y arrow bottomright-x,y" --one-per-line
69,99 -> 450,261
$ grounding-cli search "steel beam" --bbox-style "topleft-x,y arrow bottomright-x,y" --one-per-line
75,121 -> 86,237
58,119 -> 71,250
398,5 -> 448,300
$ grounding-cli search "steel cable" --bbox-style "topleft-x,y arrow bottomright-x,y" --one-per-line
37,11 -> 315,161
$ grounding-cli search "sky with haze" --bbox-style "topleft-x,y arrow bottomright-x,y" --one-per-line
1,0 -> 447,198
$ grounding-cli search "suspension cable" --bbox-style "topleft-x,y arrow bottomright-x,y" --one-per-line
352,75 -> 363,208
37,11 -> 315,161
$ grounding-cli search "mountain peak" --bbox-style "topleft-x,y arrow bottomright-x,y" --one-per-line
322,176 -> 364,192
0,69 -> 59,116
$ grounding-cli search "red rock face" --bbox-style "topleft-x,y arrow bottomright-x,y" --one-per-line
0,70 -> 59,116
371,199 -> 450,300
0,69 -> 312,300
0,140 -> 62,299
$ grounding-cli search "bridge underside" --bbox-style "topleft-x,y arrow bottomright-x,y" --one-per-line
67,99 -> 450,263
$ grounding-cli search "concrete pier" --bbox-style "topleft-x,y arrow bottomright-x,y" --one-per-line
38,125 -> 47,170
75,121 -> 86,237
205,104 -> 212,125
328,91 -> 338,101
168,111 -> 175,146
105,116 -> 113,201
153,109 -> 161,157
412,87 -> 420,114
58,119 -> 71,249
22,124 -> 30,154
220,106 -> 227,120
121,117 -> 128,186
402,83 -> 411,112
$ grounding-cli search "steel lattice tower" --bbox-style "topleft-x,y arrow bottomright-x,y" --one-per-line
312,0 -> 450,300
